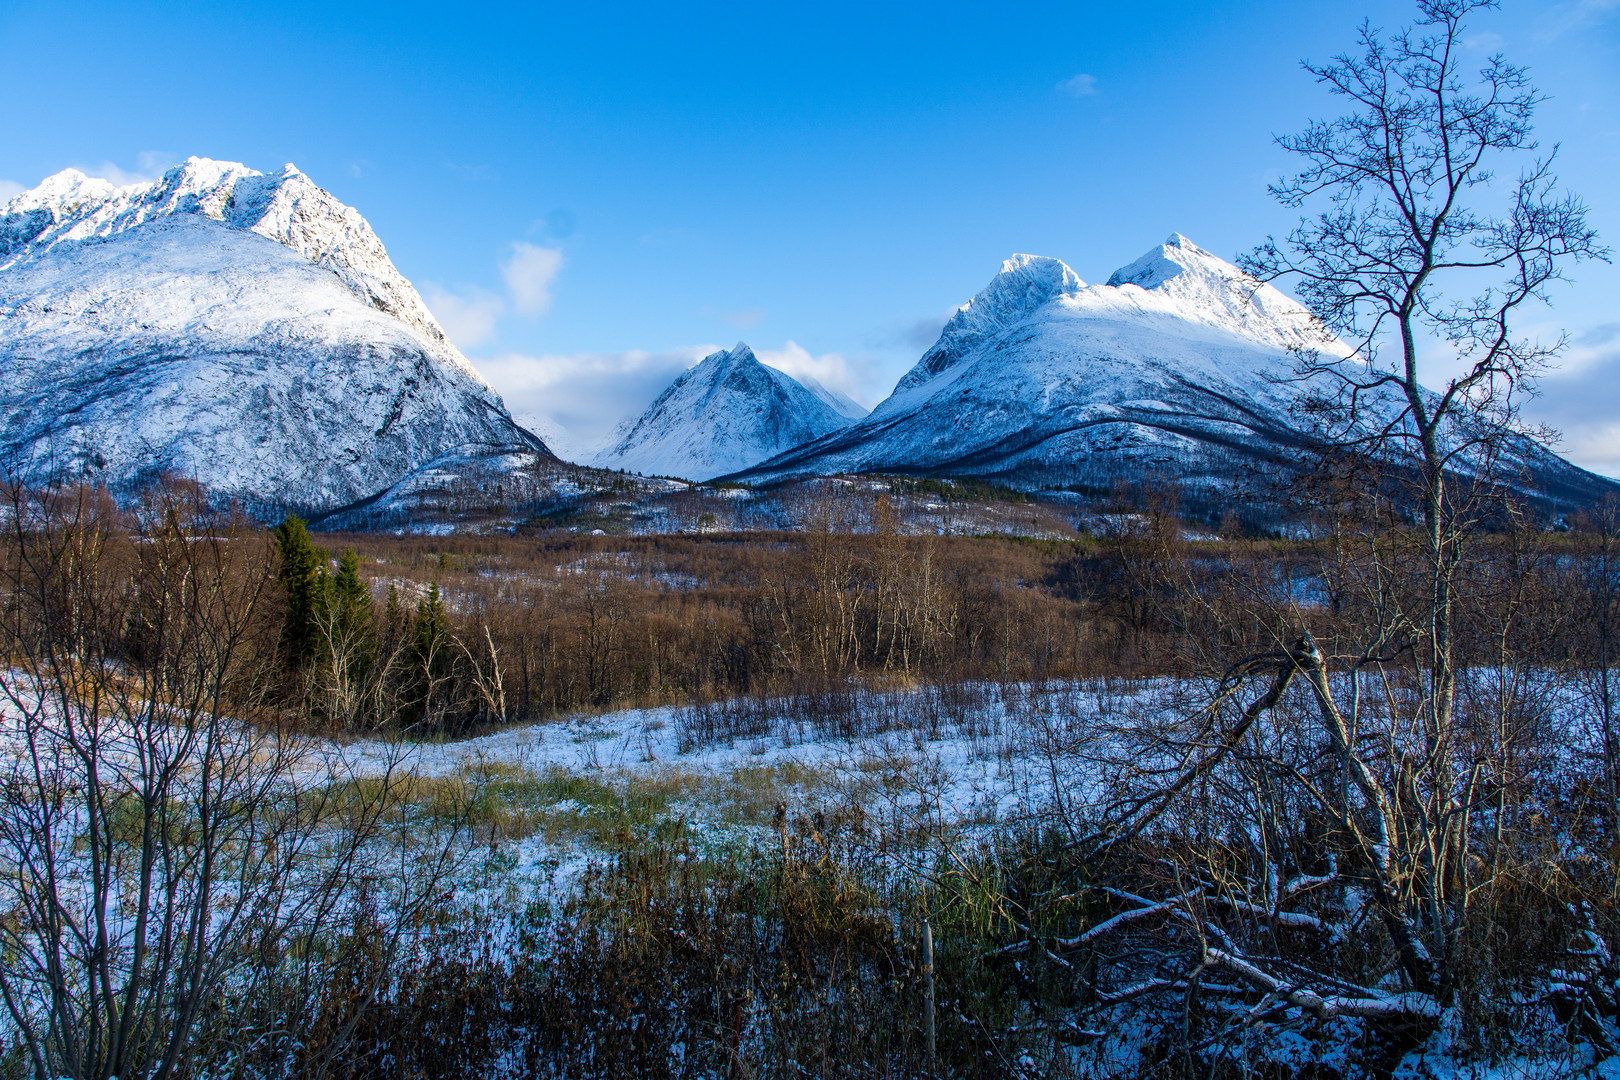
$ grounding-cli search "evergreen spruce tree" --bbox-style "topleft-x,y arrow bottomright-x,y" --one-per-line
322,550 -> 378,721
409,582 -> 451,730
384,583 -> 400,619
274,515 -> 327,667
330,550 -> 375,649
414,582 -> 448,665
383,583 -> 408,643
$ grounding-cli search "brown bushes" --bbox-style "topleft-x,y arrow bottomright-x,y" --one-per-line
286,490 -> 1615,746
256,810 -> 1036,1080
305,526 -> 1119,735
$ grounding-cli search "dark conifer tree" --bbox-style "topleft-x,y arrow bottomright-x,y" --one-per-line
330,550 -> 375,647
274,515 -> 327,667
415,582 -> 448,663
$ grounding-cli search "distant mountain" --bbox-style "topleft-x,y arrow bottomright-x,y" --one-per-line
730,236 -> 1615,511
0,157 -> 549,512
593,342 -> 866,481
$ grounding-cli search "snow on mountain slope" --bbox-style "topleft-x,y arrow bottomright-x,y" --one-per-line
0,158 -> 548,511
593,343 -> 867,481
794,373 -> 868,422
891,253 -> 1086,396
732,235 -> 1613,507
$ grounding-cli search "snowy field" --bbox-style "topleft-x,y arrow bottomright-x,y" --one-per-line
306,681 -> 1113,908
8,670 -> 1619,1077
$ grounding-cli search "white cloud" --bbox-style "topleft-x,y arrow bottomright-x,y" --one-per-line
1551,321 -> 1620,379
478,338 -> 887,459
755,341 -> 868,406
893,311 -> 952,352
1558,425 -> 1620,480
502,242 -> 565,315
0,179 -> 23,205
423,240 -> 566,347
1057,73 -> 1098,97
1524,323 -> 1620,479
422,284 -> 505,349
78,151 -> 176,188
476,346 -> 717,461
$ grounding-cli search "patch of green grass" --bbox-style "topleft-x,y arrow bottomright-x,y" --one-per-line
409,762 -> 685,848
88,792 -> 197,851
701,761 -> 826,826
391,757 -> 831,857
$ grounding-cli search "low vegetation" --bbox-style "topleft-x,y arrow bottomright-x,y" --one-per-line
1,468 -> 1617,1077
3,0 -> 1614,1075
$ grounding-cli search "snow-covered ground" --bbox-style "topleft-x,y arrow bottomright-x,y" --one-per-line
7,671 -> 1619,1075
326,683 -> 1073,833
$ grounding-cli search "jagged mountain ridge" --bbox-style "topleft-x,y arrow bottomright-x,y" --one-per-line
1,158 -> 452,349
593,343 -> 866,481
731,236 -> 1615,509
0,157 -> 549,512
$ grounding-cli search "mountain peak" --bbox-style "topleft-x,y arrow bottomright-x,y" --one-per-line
983,254 -> 1085,316
895,253 -> 1083,393
715,341 -> 759,366
0,156 -> 453,348
1103,233 -> 1334,350
1105,233 -> 1231,291
137,157 -> 263,221
0,158 -> 547,510
5,168 -> 114,214
595,343 -> 863,481
725,230 -> 1610,513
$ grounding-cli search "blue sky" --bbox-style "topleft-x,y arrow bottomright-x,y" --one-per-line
3,0 -> 1617,470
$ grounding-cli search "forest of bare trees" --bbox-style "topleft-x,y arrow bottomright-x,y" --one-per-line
2,466 -> 1618,1076
2,1 -> 1618,1076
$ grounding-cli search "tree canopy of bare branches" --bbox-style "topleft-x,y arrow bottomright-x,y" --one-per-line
958,3 -> 1620,1063
0,484 -> 458,1080
1244,0 -> 1605,458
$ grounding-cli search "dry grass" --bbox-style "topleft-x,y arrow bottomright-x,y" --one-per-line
366,756 -> 832,855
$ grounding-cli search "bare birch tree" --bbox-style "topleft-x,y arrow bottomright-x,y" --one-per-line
999,1 -> 1615,1057
1241,0 -> 1604,736
0,483 -> 454,1080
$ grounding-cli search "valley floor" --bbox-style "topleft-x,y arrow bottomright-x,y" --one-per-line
8,669 -> 1620,1077
293,676 -> 1620,1079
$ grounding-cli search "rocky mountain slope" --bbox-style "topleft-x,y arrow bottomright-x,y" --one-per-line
731,237 -> 1614,509
593,343 -> 866,481
0,157 -> 549,512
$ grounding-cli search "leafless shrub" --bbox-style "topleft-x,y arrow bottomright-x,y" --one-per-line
0,482 -> 464,1080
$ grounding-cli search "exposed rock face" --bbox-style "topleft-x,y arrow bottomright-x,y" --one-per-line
731,236 -> 1615,511
0,157 -> 549,511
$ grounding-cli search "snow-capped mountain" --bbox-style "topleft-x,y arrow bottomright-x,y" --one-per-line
731,236 -> 1613,508
0,157 -> 549,512
593,343 -> 867,481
